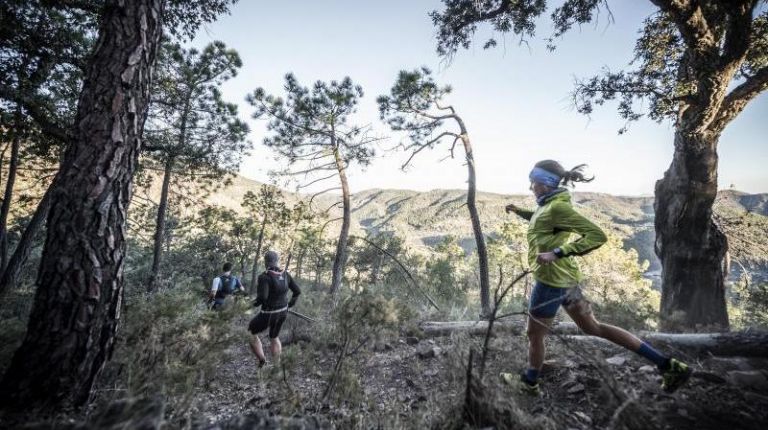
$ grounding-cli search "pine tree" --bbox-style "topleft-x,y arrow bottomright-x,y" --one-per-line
144,41 -> 249,292
248,74 -> 379,299
378,67 -> 492,316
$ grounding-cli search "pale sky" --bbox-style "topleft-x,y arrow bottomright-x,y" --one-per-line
191,1 -> 767,196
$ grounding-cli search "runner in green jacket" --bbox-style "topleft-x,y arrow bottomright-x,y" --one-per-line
502,160 -> 691,395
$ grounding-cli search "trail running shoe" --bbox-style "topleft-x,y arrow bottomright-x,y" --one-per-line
500,372 -> 541,396
661,358 -> 691,392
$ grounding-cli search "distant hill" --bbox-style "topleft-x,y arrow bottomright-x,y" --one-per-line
141,174 -> 768,284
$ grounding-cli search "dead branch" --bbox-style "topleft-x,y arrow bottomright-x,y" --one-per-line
351,234 -> 440,310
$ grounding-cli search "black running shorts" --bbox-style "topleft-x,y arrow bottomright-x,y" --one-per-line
248,310 -> 287,339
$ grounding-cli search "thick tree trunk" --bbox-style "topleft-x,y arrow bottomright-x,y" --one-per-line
0,0 -> 163,411
0,186 -> 52,297
329,148 -> 351,298
457,127 -> 490,316
248,213 -> 267,294
147,157 -> 173,292
0,108 -> 22,271
655,131 -> 729,332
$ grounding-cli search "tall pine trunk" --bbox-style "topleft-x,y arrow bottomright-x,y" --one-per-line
456,118 -> 490,316
148,157 -> 173,291
329,147 -> 351,298
0,107 -> 22,271
248,212 -> 267,293
0,0 -> 163,410
296,249 -> 305,279
0,186 -> 52,297
655,131 -> 729,331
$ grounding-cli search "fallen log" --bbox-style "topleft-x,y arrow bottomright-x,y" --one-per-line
571,331 -> 768,358
420,320 -> 768,357
420,319 -> 580,336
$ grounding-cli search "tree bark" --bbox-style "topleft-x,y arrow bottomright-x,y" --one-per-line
655,131 -> 729,331
650,3 -> 760,332
0,186 -> 52,297
248,212 -> 267,294
147,156 -> 173,292
0,107 -> 22,271
329,147 -> 351,298
455,119 -> 490,316
0,0 -> 163,411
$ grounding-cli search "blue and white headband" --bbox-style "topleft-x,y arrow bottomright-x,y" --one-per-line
529,167 -> 562,188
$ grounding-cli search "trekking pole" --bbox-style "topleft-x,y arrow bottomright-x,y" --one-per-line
288,309 -> 318,323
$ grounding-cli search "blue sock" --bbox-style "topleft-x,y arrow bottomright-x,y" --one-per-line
636,342 -> 670,370
525,368 -> 540,383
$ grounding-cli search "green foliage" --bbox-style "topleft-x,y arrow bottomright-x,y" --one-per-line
431,1 -> 768,134
323,290 -> 401,404
579,234 -> 659,330
0,0 -> 96,144
249,73 -> 377,176
731,277 -> 768,329
348,232 -> 405,288
377,67 -> 455,153
425,236 -> 471,304
109,285 -> 246,416
0,284 -> 38,376
487,221 -> 529,283
144,40 -> 250,188
164,0 -> 240,41
430,0 -> 548,57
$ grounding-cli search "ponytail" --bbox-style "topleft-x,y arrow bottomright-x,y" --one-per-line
562,164 -> 594,186
533,160 -> 595,188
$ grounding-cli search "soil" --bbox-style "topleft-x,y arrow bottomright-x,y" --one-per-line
188,321 -> 768,430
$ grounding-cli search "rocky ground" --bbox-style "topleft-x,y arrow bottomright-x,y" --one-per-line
185,321 -> 768,430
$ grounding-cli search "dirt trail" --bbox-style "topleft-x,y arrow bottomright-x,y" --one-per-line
191,321 -> 768,429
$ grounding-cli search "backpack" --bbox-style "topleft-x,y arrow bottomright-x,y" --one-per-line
215,275 -> 237,299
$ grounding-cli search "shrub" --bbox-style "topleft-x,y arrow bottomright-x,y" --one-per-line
100,284 -> 247,422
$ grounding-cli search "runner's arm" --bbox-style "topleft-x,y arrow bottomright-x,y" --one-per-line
253,275 -> 268,307
506,203 -> 534,221
287,274 -> 301,308
551,202 -> 607,257
209,277 -> 220,299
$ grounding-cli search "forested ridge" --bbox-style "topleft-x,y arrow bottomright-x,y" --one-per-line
1,1 -> 767,429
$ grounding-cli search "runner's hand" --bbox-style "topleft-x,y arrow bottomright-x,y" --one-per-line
536,251 -> 558,265
505,203 -> 519,214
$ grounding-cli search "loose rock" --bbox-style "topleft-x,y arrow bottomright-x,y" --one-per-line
417,346 -> 443,359
727,370 -> 768,391
606,355 -> 627,366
